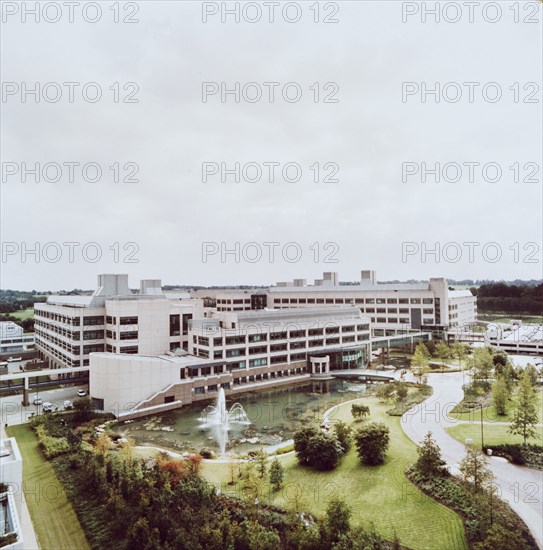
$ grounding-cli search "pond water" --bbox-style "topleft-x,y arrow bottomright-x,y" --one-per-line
119,379 -> 370,455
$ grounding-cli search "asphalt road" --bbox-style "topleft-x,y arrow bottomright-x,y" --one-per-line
401,371 -> 543,548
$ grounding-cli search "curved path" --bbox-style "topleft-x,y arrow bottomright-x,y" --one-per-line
401,372 -> 543,548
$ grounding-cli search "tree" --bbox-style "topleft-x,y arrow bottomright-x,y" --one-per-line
451,341 -> 468,370
255,449 -> 267,479
459,446 -> 493,492
269,458 -> 283,491
375,384 -> 396,403
324,498 -> 351,542
508,372 -> 539,445
435,341 -> 451,366
293,426 -> 319,466
491,376 -> 510,416
333,421 -> 352,453
492,351 -> 508,368
73,397 -> 93,422
411,344 -> 430,383
524,364 -> 539,388
240,461 -> 261,502
469,347 -> 494,390
243,520 -> 281,550
351,403 -> 370,419
354,422 -> 390,465
494,360 -> 516,392
395,382 -> 408,403
414,432 -> 448,478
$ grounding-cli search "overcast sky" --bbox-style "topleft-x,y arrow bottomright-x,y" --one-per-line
1,1 -> 542,291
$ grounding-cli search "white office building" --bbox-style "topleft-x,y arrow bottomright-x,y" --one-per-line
213,270 -> 477,337
90,306 -> 374,417
34,274 -> 205,370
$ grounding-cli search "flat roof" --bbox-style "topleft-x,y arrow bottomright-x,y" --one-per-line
0,438 -> 22,464
449,290 -> 474,298
500,325 -> 543,343
269,283 -> 431,292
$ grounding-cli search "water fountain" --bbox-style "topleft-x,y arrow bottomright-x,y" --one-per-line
200,388 -> 251,454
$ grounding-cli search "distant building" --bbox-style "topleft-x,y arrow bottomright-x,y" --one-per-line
0,322 -> 34,355
0,322 -> 22,341
213,270 -> 478,337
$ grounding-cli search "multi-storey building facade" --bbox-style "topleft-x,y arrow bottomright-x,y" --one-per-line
211,270 -> 477,337
90,306 -> 372,417
214,290 -> 268,312
34,274 -> 204,370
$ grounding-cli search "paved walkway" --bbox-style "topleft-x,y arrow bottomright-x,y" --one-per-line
401,372 -> 543,548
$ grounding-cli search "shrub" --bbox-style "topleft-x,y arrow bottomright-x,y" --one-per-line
484,443 -> 543,469
351,403 -> 370,419
275,444 -> 294,456
293,426 -> 319,466
333,421 -> 352,453
0,532 -> 18,548
293,427 -> 344,470
354,422 -> 390,465
414,432 -> 448,479
40,435 -> 71,458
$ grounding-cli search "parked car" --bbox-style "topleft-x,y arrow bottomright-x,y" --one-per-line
77,389 -> 87,397
7,357 -> 22,362
33,397 -> 43,405
63,400 -> 73,410
42,402 -> 53,413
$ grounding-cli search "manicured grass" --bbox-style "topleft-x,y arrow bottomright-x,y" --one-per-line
201,397 -> 468,550
8,308 -> 34,321
446,423 -> 543,447
449,390 -> 543,423
449,402 -> 543,424
6,424 -> 90,550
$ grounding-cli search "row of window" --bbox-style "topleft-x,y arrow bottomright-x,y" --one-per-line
273,297 -> 433,305
105,316 -> 139,325
105,330 -> 138,341
35,321 -> 120,343
193,333 -> 370,359
369,317 -> 434,325
216,298 -> 251,304
195,324 -> 370,347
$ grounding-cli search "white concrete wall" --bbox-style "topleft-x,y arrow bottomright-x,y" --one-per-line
90,353 -> 180,414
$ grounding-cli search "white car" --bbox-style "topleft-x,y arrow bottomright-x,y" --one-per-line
42,402 -> 53,413
77,389 -> 87,397
7,357 -> 22,363
63,400 -> 73,410
33,397 -> 43,405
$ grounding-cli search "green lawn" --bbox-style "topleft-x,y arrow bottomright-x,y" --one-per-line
449,403 -> 543,424
449,391 -> 543,423
6,424 -> 90,550
200,397 -> 468,550
446,423 -> 543,447
8,308 -> 34,321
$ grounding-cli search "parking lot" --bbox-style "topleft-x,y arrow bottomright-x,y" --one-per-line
0,384 -> 89,427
